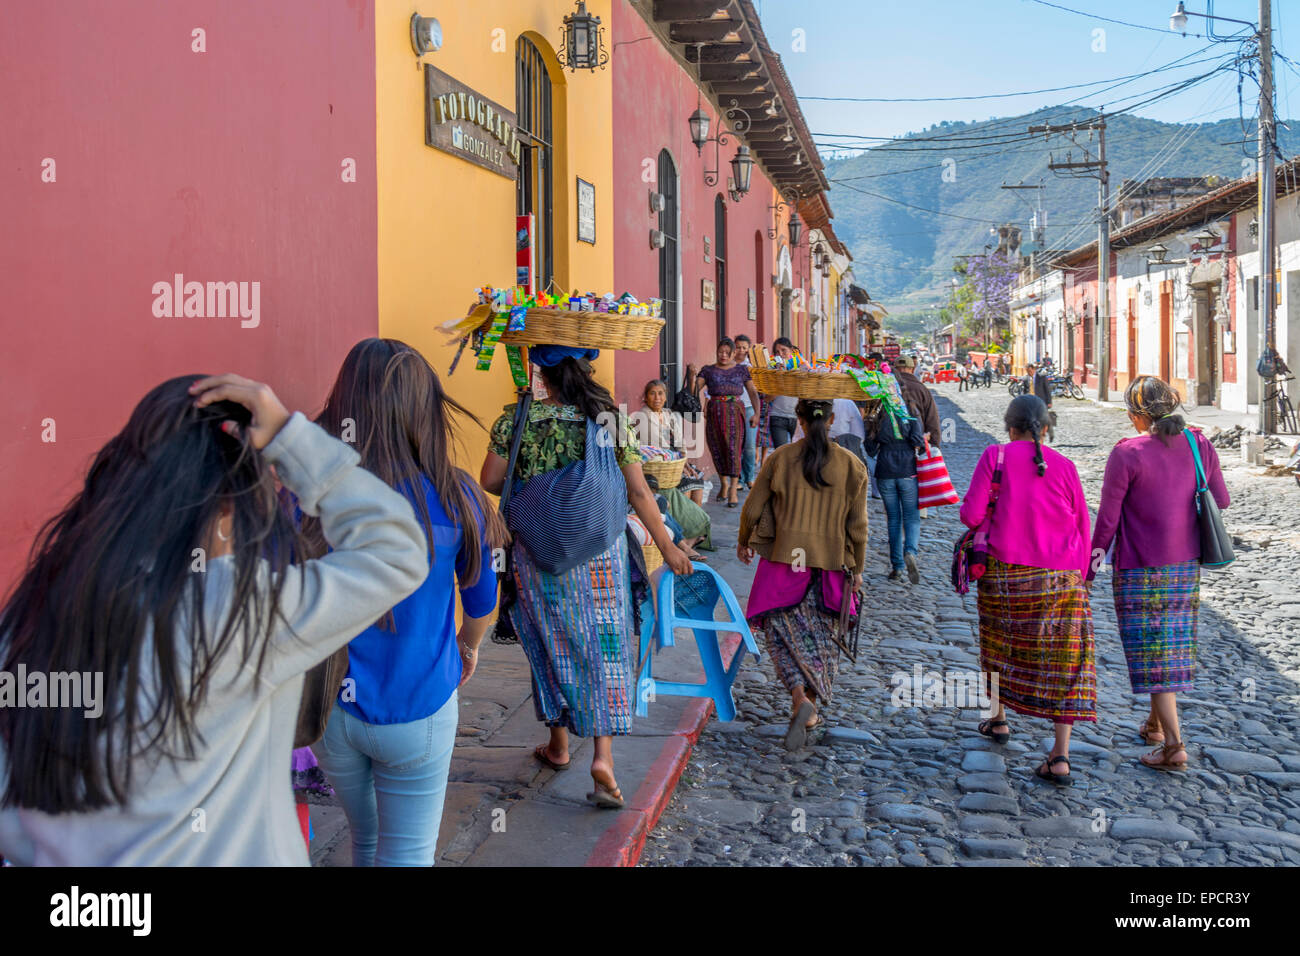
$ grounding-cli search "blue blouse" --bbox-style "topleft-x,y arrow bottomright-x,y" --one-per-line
339,476 -> 498,725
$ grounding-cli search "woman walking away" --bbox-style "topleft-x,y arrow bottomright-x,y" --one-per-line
765,338 -> 800,449
738,400 -> 869,752
863,399 -> 927,583
1090,375 -> 1229,772
695,337 -> 760,507
481,346 -> 692,809
308,339 -> 507,866
960,395 -> 1096,786
0,374 -> 427,865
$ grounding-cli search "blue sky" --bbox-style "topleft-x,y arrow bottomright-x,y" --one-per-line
752,0 -> 1300,151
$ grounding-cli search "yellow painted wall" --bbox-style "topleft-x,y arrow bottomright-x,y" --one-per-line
374,0 -> 614,473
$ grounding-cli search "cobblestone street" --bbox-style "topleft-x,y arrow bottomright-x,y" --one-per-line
642,385 -> 1300,867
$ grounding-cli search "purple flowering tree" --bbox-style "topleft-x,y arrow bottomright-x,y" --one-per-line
955,253 -> 1015,351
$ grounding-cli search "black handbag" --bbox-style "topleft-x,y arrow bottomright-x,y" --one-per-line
671,365 -> 702,418
1184,429 -> 1234,568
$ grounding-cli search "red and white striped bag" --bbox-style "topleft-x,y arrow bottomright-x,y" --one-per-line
915,439 -> 959,507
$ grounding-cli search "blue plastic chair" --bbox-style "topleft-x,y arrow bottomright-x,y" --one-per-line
635,562 -> 760,722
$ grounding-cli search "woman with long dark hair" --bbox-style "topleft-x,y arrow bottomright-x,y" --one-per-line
694,337 -> 760,507
0,374 -> 427,865
738,399 -> 869,751
1091,375 -> 1229,771
960,394 -> 1095,786
480,347 -> 692,809
308,339 -> 507,865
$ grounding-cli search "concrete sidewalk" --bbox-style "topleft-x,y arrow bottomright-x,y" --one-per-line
308,502 -> 749,867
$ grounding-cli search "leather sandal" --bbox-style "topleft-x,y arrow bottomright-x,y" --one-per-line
978,718 -> 1010,745
1140,740 -> 1188,772
1035,754 -> 1072,786
1139,716 -> 1165,744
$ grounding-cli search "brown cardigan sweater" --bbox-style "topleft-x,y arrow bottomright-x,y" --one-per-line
739,440 -> 869,574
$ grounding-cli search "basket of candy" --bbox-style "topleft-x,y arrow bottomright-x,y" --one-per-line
747,347 -> 911,416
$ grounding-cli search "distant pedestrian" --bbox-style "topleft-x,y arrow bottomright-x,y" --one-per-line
829,397 -> 868,464
957,361 -> 970,392
738,399 -> 869,752
960,394 -> 1096,786
864,399 -> 926,582
765,337 -> 800,449
0,373 -> 429,865
734,333 -> 760,489
1090,375 -> 1230,772
1032,361 -> 1055,442
695,337 -> 760,507
309,339 -> 507,866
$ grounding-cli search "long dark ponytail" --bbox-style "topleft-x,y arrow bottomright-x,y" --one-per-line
1005,394 -> 1051,477
795,399 -> 834,488
0,376 -> 303,812
311,338 -> 507,589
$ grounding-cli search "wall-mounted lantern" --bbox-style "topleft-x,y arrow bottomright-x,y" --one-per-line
558,1 -> 608,72
410,14 -> 443,56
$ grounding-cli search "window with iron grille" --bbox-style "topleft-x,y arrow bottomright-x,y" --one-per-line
516,37 -> 553,291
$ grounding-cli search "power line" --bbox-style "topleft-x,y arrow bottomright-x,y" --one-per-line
1024,0 -> 1215,37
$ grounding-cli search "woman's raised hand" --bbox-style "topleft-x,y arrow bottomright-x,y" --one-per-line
190,374 -> 291,450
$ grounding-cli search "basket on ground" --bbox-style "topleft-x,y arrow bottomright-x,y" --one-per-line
465,304 -> 664,351
641,543 -> 664,574
641,456 -> 686,490
750,366 -> 869,400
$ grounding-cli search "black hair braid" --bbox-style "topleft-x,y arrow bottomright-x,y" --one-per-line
1028,421 -> 1046,476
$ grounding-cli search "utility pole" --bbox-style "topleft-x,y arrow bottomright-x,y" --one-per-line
1032,114 -> 1111,400
1259,0 -> 1277,433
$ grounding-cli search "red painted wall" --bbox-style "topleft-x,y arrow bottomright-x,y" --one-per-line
611,0 -> 778,410
0,1 -> 377,585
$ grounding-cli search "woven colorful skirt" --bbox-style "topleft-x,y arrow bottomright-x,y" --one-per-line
509,535 -> 635,737
752,578 -> 840,704
1113,560 -> 1200,694
705,395 -> 746,477
976,557 -> 1097,723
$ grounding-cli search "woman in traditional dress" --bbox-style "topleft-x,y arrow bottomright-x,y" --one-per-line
960,394 -> 1095,786
737,399 -> 869,752
1090,375 -> 1229,771
480,346 -> 692,809
694,337 -> 760,508
637,379 -> 712,553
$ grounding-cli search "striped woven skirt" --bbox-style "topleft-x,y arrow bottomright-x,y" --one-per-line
976,557 -> 1097,723
1113,560 -> 1200,694
757,397 -> 774,449
509,535 -> 635,737
705,395 -> 746,477
753,580 -> 840,704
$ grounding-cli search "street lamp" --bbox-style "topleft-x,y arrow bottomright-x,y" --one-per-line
557,1 -> 608,71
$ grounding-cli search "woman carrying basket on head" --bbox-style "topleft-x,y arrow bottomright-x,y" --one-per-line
1090,375 -> 1229,772
480,346 -> 692,810
959,394 -> 1096,787
738,399 -> 869,752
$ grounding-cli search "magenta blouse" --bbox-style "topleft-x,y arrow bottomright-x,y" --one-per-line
1090,430 -> 1229,576
959,442 -> 1092,579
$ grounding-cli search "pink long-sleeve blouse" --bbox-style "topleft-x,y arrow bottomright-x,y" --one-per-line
1089,429 -> 1229,576
959,441 -> 1092,579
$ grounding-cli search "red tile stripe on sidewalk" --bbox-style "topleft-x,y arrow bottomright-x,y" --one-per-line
585,632 -> 743,867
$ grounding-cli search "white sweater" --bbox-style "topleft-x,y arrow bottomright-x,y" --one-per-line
0,413 -> 428,865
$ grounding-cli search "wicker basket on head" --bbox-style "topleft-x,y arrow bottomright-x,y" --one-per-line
751,366 -> 869,400
641,456 -> 686,490
493,307 -> 665,352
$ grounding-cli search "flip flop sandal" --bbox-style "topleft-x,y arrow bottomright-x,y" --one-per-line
784,701 -> 816,752
978,718 -> 1011,745
586,781 -> 625,810
533,744 -> 571,772
1035,755 -> 1072,786
1140,741 -> 1188,772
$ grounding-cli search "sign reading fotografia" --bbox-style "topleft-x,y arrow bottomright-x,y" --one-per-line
424,64 -> 522,179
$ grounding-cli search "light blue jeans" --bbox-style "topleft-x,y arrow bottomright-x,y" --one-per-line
741,415 -> 758,484
313,692 -> 458,867
877,476 -> 920,571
